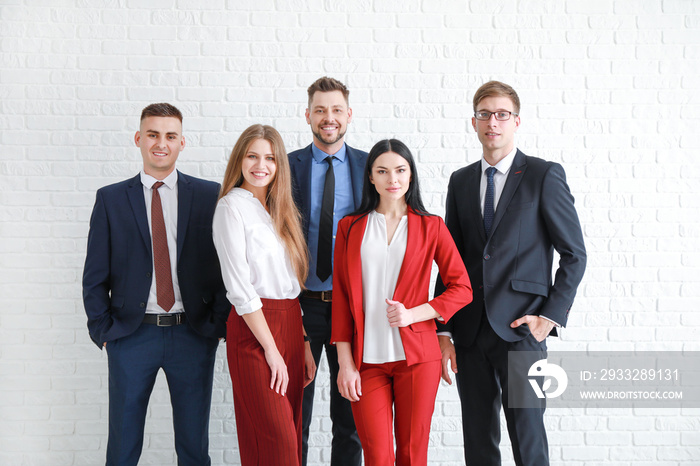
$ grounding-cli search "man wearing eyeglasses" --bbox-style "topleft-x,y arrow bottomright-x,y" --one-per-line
435,81 -> 586,465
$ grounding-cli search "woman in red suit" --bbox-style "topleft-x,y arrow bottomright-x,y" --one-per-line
332,139 -> 473,465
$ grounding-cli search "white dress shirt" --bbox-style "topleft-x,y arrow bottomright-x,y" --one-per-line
360,211 -> 408,364
479,147 -> 517,217
140,170 -> 184,314
212,187 -> 301,316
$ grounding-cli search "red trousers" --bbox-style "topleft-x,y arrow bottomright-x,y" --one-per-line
351,359 -> 442,466
226,298 -> 304,466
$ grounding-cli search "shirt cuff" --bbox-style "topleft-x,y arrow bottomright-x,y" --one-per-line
539,315 -> 561,327
437,332 -> 453,338
232,296 -> 263,316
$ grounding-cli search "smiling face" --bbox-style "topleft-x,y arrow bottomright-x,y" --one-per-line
135,116 -> 185,178
369,151 -> 412,204
305,90 -> 352,155
240,138 -> 277,198
471,95 -> 520,164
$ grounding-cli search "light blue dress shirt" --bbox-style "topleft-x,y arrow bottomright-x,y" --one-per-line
305,143 -> 355,291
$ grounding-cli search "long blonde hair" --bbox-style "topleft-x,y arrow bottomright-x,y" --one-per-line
220,124 -> 308,287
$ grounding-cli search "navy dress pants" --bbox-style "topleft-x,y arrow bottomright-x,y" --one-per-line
105,321 -> 218,466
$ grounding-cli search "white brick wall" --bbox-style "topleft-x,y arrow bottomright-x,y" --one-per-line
1,0 -> 699,464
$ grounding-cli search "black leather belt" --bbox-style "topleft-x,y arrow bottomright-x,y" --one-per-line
302,290 -> 333,302
143,313 -> 187,326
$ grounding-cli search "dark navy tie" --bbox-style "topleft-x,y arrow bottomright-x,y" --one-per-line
317,156 -> 335,282
483,166 -> 497,236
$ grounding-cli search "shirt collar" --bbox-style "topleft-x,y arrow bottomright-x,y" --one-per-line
480,147 -> 517,176
311,142 -> 347,164
140,169 -> 178,190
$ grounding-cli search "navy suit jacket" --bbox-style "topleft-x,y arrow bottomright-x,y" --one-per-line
288,143 -> 368,241
82,171 -> 230,348
437,150 -> 587,345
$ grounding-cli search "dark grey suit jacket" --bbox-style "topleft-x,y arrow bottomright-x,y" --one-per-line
437,150 -> 587,346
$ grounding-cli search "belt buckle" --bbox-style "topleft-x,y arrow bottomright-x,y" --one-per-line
321,291 -> 332,302
156,315 -> 168,326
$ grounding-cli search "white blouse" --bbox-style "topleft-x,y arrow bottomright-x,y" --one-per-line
360,211 -> 408,364
212,188 -> 301,315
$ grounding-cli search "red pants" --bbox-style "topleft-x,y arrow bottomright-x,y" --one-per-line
351,359 -> 441,466
226,298 -> 304,466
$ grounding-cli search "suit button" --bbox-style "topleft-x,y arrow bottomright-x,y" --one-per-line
484,254 -> 491,260
140,302 -> 146,308
146,272 -> 152,278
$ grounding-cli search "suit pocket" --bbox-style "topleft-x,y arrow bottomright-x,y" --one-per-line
408,320 -> 437,333
510,279 -> 549,297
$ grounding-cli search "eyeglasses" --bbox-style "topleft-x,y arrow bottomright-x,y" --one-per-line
474,111 -> 518,121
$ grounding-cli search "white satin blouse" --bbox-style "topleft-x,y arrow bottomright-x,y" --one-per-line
212,187 -> 301,315
360,210 -> 408,364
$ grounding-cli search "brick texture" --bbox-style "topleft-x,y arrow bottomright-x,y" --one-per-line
1,0 -> 699,464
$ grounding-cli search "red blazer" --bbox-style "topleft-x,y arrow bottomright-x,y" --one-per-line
332,210 -> 473,370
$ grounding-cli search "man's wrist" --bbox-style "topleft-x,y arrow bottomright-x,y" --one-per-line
539,315 -> 561,327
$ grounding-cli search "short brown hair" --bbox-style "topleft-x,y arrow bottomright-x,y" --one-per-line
472,81 -> 520,114
140,103 -> 183,123
307,76 -> 349,108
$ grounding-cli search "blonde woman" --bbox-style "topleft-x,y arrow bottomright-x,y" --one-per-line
213,124 -> 315,466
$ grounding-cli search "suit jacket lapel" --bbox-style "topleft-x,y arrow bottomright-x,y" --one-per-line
393,210 -> 420,298
176,170 -> 192,262
465,163 -> 486,243
126,174 -> 152,254
295,145 -> 313,236
346,146 -> 365,208
345,214 -> 368,326
491,150 -> 527,236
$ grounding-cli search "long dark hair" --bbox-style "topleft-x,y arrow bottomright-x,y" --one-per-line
349,139 -> 432,230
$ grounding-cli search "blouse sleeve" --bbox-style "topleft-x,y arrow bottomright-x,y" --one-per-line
212,198 -> 263,315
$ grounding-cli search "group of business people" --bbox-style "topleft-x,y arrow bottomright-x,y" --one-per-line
83,77 -> 586,466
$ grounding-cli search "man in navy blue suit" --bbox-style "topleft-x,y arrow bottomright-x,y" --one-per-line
436,81 -> 587,465
288,77 -> 367,466
82,103 -> 229,466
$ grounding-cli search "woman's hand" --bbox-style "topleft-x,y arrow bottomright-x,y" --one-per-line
303,340 -> 316,388
386,299 -> 441,327
337,364 -> 362,402
386,298 -> 414,327
241,309 -> 289,396
336,341 -> 361,402
264,347 -> 289,396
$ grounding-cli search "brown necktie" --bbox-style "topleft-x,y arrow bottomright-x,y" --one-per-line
152,181 -> 175,312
